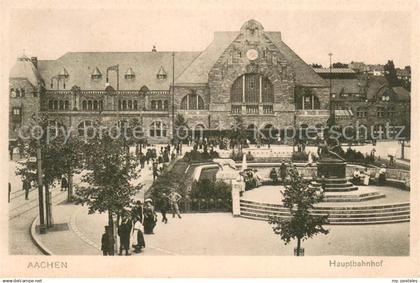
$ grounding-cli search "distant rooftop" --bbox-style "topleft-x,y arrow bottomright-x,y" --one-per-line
313,68 -> 356,74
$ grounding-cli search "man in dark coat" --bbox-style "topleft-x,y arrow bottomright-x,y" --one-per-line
22,177 -> 31,200
61,176 -> 68,191
279,162 -> 288,185
101,225 -> 114,256
118,217 -> 132,256
159,193 -> 169,224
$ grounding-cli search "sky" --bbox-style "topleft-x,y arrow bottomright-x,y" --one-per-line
8,6 -> 413,68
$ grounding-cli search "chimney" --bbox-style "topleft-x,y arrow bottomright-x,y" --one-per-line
152,45 -> 157,52
31,57 -> 38,69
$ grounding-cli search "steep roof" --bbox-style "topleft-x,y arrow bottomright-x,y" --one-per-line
10,56 -> 42,87
175,32 -> 239,85
37,51 -> 200,91
392,86 -> 410,101
265,32 -> 328,87
331,79 -> 362,95
175,31 -> 328,87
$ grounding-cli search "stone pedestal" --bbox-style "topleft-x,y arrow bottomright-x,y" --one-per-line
317,158 -> 346,178
231,179 -> 245,216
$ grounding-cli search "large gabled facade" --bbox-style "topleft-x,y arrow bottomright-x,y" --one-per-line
9,20 -> 346,145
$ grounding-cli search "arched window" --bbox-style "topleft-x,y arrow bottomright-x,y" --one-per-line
157,100 -> 163,110
93,100 -> 98,110
164,100 -> 168,110
151,100 -> 157,110
64,100 -> 69,110
48,100 -> 53,110
230,74 -> 273,104
356,107 -> 367,118
122,100 -> 127,110
133,100 -> 138,110
54,100 -> 59,110
180,92 -> 205,110
82,100 -> 87,110
128,100 -> 133,110
88,100 -> 93,110
149,121 -> 167,137
78,120 -> 95,137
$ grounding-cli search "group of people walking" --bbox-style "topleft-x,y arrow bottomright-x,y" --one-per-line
101,190 -> 183,256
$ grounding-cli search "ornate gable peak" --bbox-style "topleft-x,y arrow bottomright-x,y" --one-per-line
240,19 -> 264,35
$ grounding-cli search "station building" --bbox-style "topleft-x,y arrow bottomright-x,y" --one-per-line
9,19 -> 410,145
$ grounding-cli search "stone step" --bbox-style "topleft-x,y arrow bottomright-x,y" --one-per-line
240,201 -> 409,214
240,206 -> 409,218
323,194 -> 386,202
240,199 -> 409,211
240,212 -> 410,225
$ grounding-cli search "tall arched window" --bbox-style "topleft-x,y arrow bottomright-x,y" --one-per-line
180,92 -> 205,110
149,121 -> 167,137
82,100 -> 87,110
230,74 -> 273,114
78,120 -> 95,136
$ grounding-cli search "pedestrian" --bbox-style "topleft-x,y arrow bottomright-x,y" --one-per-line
132,220 -> 145,253
61,176 -> 68,191
8,182 -> 11,203
101,225 -> 114,256
279,162 -> 287,185
118,216 -> 132,256
152,161 -> 159,180
159,192 -> 169,224
22,177 -> 31,200
132,200 -> 143,224
143,199 -> 157,234
169,190 -> 182,219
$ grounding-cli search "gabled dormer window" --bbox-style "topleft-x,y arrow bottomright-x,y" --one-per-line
156,66 -> 167,80
125,67 -> 135,79
58,67 -> 69,79
91,67 -> 102,80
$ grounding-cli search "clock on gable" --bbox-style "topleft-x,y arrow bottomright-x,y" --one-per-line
246,49 -> 258,61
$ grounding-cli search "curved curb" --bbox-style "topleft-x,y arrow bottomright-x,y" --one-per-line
29,216 -> 53,255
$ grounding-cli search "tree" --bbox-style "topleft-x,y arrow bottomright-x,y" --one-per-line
16,114 -> 77,227
311,63 -> 323,68
230,115 -> 247,152
174,113 -> 189,142
384,60 -> 400,87
332,62 -> 348,68
75,122 -> 142,254
268,167 -> 329,256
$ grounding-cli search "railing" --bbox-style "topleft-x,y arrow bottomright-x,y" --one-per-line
296,109 -> 330,116
45,89 -> 169,96
178,198 -> 232,213
246,105 -> 259,115
231,105 -> 241,115
263,105 -> 273,114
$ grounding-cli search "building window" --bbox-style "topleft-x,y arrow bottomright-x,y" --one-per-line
387,106 -> 395,118
125,67 -> 135,79
78,120 -> 94,136
82,100 -> 87,110
180,92 -> 205,110
128,100 -> 133,110
10,88 -> 16,98
12,107 -> 21,116
93,100 -> 98,110
133,100 -> 138,110
48,100 -> 54,110
64,100 -> 69,110
91,67 -> 102,80
164,100 -> 168,110
59,100 -> 64,110
231,105 -> 241,114
99,100 -> 103,110
230,74 -> 274,107
356,107 -> 367,118
151,100 -> 157,110
156,66 -> 167,80
263,105 -> 273,114
54,100 -> 59,110
157,100 -> 163,110
118,100 -> 122,110
122,100 -> 127,110
377,107 -> 385,117
88,100 -> 93,110
149,121 -> 167,137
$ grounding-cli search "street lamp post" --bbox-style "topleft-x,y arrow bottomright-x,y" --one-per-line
328,53 -> 333,116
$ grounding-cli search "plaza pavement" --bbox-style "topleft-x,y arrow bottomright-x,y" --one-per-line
29,149 -> 410,257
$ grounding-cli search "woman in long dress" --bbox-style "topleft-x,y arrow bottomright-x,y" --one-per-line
143,199 -> 157,234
